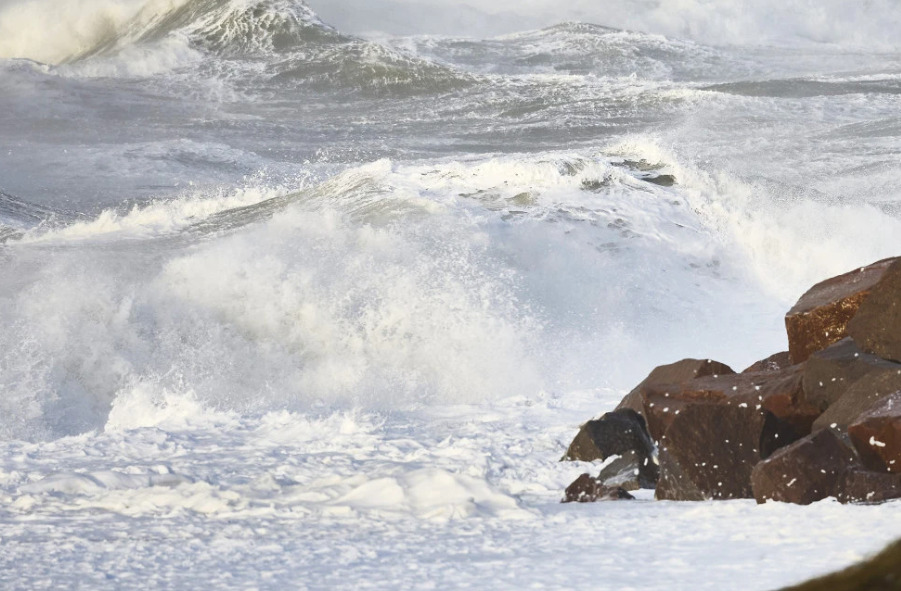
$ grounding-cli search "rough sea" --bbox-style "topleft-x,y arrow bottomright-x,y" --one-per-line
1,0 -> 900,588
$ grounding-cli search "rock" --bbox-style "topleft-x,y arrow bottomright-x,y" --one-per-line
848,392 -> 901,473
812,368 -> 901,433
751,429 -> 859,505
742,351 -> 792,374
723,365 -> 820,437
560,408 -> 655,463
655,405 -> 797,501
638,380 -> 729,443
617,358 -> 735,417
777,538 -> 901,591
802,338 -> 899,413
634,367 -> 817,442
784,257 -> 897,364
837,469 -> 901,504
847,258 -> 901,363
562,473 -> 635,502
561,424 -> 604,462
595,449 -> 659,490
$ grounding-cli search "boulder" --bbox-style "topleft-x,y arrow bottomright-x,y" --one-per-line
784,257 -> 897,364
848,392 -> 901,473
812,368 -> 901,433
751,429 -> 859,505
742,351 -> 792,374
723,365 -> 820,437
594,449 -> 659,491
638,380 -> 729,443
617,358 -> 735,418
802,338 -> 899,413
634,367 -> 817,442
837,469 -> 901,504
655,404 -> 797,501
847,257 -> 901,363
562,473 -> 635,502
561,408 -> 655,463
778,538 -> 901,591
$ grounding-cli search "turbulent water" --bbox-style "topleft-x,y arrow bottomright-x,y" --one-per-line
1,1 -> 900,588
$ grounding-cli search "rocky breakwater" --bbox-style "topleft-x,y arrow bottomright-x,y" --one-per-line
561,257 -> 901,505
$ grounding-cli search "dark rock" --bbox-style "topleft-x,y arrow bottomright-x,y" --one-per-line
561,408 -> 655,463
617,358 -> 735,418
848,258 -> 901,363
778,538 -> 901,591
742,351 -> 792,374
837,469 -> 901,504
784,257 -> 897,364
751,429 -> 859,505
723,365 -> 820,437
595,449 -> 659,491
562,473 -> 635,503
632,367 -> 816,442
655,404 -> 797,501
561,424 -> 604,462
639,381 -> 729,443
812,368 -> 901,433
802,338 -> 899,413
848,392 -> 901,473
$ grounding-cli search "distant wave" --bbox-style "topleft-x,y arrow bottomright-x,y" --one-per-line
397,22 -> 730,82
0,0 -> 339,64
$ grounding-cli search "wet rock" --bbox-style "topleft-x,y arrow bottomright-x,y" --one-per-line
560,408 -> 655,463
655,404 -> 796,501
595,449 -> 659,491
634,367 -> 816,442
751,429 -> 859,505
847,258 -> 901,363
562,473 -> 635,502
784,257 -> 897,364
812,368 -> 901,433
723,365 -> 820,437
837,469 -> 901,504
638,381 -> 728,443
742,351 -> 792,374
616,358 -> 735,418
802,338 -> 899,413
778,538 -> 901,591
848,392 -> 901,473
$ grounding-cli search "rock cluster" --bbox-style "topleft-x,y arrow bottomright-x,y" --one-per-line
562,256 -> 901,504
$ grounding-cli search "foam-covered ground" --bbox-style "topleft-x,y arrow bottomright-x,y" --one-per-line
3,388 -> 900,590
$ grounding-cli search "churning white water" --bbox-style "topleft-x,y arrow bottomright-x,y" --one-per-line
1,1 -> 900,588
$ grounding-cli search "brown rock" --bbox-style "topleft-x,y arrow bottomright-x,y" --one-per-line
784,257 -> 897,364
633,367 -> 816,442
812,368 -> 901,433
655,405 -> 797,501
742,351 -> 792,374
562,473 -> 635,502
560,408 -> 655,463
848,392 -> 901,473
616,358 -> 735,417
561,425 -> 603,462
802,338 -> 899,413
751,429 -> 859,505
837,469 -> 901,504
639,381 -> 729,443
847,258 -> 901,363
723,365 -> 820,437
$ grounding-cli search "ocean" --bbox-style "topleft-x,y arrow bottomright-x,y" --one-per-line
1,0 -> 900,588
